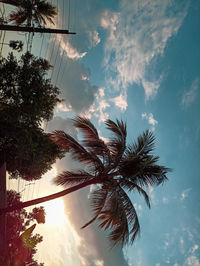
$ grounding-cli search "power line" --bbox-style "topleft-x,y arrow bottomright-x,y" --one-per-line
68,0 -> 71,30
55,48 -> 65,86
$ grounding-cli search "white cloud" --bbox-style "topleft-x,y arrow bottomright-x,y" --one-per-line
58,0 -> 104,56
179,237 -> 184,254
142,112 -> 158,131
56,55 -> 99,113
99,88 -> 105,97
162,197 -> 169,204
95,260 -> 104,266
54,34 -> 86,59
81,88 -> 111,123
190,244 -> 199,254
142,79 -> 161,100
56,101 -> 72,112
43,1 -> 109,114
101,9 -> 120,41
110,93 -> 128,111
182,78 -> 199,107
180,188 -> 192,201
103,0 -> 188,99
184,256 -> 200,266
148,186 -> 157,205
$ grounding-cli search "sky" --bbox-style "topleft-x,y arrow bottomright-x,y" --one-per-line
1,0 -> 200,265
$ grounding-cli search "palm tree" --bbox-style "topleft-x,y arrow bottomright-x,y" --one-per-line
0,116 -> 170,246
0,0 -> 57,26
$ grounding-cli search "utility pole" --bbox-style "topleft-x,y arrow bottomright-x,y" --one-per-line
0,163 -> 6,254
0,25 -> 76,35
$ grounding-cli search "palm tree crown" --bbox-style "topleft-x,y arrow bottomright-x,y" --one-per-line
8,0 -> 57,26
50,116 -> 170,246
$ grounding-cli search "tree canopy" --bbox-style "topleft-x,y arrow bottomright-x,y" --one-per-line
0,52 -> 64,180
0,0 -> 57,27
0,190 -> 45,265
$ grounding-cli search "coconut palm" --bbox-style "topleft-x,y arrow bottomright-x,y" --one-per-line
0,0 -> 57,26
0,116 -> 170,246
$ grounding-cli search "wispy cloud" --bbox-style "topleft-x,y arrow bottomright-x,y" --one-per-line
180,188 -> 191,201
142,112 -> 158,131
179,237 -> 185,254
110,93 -> 128,111
183,255 -> 200,266
103,0 -> 188,102
182,78 -> 199,107
190,244 -> 199,254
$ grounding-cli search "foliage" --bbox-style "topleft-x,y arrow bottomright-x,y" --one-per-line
0,190 -> 45,265
0,52 -> 60,125
0,52 -> 64,180
8,0 -> 57,26
9,40 -> 24,52
49,116 -> 171,246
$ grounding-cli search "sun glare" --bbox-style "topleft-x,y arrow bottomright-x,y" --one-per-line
43,198 -> 67,226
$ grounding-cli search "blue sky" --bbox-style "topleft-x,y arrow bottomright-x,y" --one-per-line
1,0 -> 200,265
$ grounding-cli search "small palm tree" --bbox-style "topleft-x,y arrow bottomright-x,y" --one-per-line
0,0 -> 57,26
0,117 -> 170,246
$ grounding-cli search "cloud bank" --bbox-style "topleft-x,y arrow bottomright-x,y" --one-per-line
102,0 -> 188,105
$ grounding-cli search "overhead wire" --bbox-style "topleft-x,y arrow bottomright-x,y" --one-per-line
54,0 -> 71,86
39,34 -> 45,57
68,0 -> 71,30
0,4 -> 6,57
3,0 -> 74,206
54,0 -> 65,86
50,0 -> 66,82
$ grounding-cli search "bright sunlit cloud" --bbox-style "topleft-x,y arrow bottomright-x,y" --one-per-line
42,198 -> 67,226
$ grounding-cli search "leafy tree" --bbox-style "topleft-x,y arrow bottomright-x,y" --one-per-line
0,117 -> 171,247
0,190 -> 45,265
9,40 -> 24,52
0,52 -> 60,125
0,0 -> 57,26
0,52 -> 64,180
0,40 -> 24,52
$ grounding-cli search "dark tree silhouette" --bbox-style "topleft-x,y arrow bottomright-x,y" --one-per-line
0,52 -> 64,180
0,190 -> 45,265
0,117 -> 171,247
0,0 -> 57,27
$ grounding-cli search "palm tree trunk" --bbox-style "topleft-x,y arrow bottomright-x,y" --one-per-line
0,0 -> 20,6
0,179 -> 99,215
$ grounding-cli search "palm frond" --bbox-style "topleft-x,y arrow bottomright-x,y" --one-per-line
73,116 -> 110,159
105,119 -> 127,167
120,180 -> 151,208
98,189 -> 130,246
117,186 -> 140,244
73,116 -> 99,140
49,130 -> 70,151
50,130 -> 104,172
9,0 -> 57,26
9,9 -> 27,25
88,185 -> 140,246
135,164 -> 170,187
132,130 -> 155,156
54,170 -> 95,186
34,0 -> 57,25
119,144 -> 171,187
81,187 -> 109,229
105,119 -> 127,141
